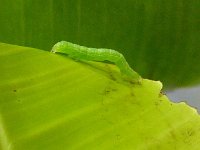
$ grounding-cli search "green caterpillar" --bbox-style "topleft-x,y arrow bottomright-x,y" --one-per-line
51,41 -> 141,83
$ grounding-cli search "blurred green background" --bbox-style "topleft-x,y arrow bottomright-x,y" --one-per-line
0,0 -> 200,87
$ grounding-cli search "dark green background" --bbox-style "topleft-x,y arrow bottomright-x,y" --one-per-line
0,0 -> 200,87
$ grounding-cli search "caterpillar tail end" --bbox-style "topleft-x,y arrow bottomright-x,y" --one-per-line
130,75 -> 143,84
122,71 -> 142,84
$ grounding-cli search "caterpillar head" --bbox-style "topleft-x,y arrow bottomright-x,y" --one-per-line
51,41 -> 75,55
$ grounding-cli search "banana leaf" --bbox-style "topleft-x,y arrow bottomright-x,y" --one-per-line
1,43 -> 200,150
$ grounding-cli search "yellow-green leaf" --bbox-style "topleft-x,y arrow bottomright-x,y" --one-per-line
0,43 -> 200,150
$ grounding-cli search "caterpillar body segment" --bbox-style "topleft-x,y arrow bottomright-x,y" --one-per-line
51,41 -> 141,82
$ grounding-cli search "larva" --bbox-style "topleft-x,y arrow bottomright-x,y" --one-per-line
51,41 -> 141,83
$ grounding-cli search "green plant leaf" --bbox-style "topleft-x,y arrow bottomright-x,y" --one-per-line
0,0 -> 200,87
1,43 -> 200,150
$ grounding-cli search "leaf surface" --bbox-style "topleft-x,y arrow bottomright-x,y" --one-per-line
0,43 -> 200,150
